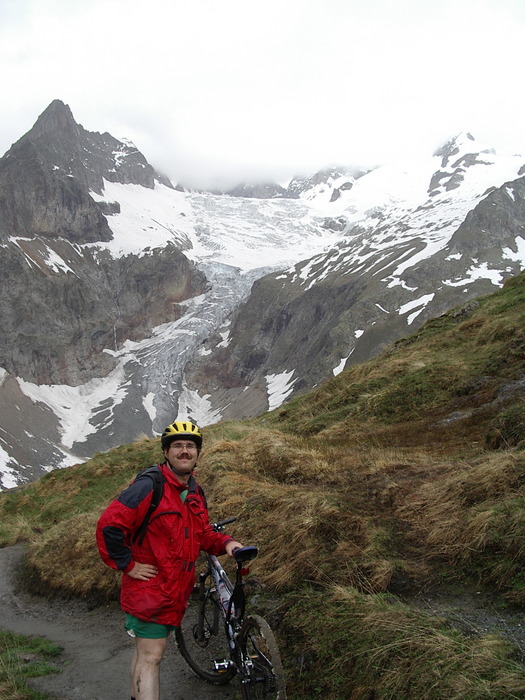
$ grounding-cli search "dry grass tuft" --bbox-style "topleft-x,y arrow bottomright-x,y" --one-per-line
282,584 -> 525,699
197,427 -> 433,593
0,515 -> 33,545
26,511 -> 121,600
396,451 -> 525,600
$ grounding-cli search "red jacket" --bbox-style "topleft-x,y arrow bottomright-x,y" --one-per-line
96,463 -> 232,626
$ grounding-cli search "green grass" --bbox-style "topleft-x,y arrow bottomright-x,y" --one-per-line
0,629 -> 62,700
0,439 -> 163,544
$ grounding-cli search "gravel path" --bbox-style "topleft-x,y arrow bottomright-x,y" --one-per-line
0,544 -> 238,700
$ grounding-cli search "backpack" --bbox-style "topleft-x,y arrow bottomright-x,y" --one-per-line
130,465 -> 207,545
131,466 -> 165,545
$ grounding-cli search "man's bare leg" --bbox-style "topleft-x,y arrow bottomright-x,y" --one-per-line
131,637 -> 167,700
130,644 -> 137,698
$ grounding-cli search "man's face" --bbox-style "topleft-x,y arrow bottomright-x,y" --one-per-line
164,440 -> 199,473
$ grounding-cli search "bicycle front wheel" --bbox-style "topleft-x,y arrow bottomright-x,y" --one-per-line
237,614 -> 287,699
175,586 -> 236,685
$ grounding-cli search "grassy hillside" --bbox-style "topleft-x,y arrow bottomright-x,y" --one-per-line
1,272 -> 525,698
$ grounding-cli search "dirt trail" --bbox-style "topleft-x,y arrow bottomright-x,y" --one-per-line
0,544 -> 237,700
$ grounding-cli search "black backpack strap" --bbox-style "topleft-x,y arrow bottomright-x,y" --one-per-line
187,474 -> 208,509
132,466 -> 165,545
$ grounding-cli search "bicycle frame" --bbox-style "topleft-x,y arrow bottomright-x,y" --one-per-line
194,526 -> 257,664
176,517 -> 286,698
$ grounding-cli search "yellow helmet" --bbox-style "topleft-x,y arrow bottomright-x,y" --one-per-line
161,420 -> 202,450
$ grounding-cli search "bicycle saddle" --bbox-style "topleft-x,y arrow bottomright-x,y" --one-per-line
233,545 -> 258,563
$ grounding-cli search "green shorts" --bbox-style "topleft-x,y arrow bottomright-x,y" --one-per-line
125,613 -> 178,639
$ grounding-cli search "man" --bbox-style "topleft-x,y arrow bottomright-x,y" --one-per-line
96,420 -> 242,700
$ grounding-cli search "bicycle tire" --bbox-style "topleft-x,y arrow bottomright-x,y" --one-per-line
175,585 -> 236,685
237,614 -> 287,699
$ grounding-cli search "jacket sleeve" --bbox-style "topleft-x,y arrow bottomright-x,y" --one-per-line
96,479 -> 154,572
201,526 -> 234,556
198,513 -> 234,556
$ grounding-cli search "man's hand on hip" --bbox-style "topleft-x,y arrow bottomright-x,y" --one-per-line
127,562 -> 158,580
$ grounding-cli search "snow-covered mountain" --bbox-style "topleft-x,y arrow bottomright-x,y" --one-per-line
186,133 -> 525,419
0,103 -> 524,488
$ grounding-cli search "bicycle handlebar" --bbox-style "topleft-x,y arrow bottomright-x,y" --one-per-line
212,516 -> 237,531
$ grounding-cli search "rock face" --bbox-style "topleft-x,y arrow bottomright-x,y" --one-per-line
223,182 -> 288,199
0,100 -> 169,244
0,239 -> 206,385
0,100 -> 206,386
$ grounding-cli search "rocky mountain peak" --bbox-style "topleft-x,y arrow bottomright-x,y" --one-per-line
287,165 -> 362,201
7,100 -> 173,194
427,132 -> 499,196
0,100 -> 176,246
24,99 -> 79,141
433,131 -> 479,167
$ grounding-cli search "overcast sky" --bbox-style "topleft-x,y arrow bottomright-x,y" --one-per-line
1,0 -> 524,188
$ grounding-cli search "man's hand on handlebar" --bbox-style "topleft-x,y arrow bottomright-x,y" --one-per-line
225,540 -> 244,557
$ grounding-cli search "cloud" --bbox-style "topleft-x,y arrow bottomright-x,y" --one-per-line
0,0 -> 524,188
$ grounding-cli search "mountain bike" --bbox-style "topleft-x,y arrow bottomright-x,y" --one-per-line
175,517 -> 287,699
